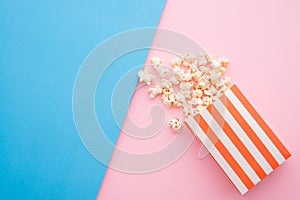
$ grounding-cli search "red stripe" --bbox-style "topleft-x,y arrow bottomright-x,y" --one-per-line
219,95 -> 279,169
231,85 -> 291,160
207,105 -> 267,179
197,114 -> 254,189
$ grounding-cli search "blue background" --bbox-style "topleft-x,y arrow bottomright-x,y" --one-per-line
0,0 -> 165,199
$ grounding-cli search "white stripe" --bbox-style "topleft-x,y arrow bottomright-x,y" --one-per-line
201,109 -> 260,185
214,98 -> 273,174
185,117 -> 248,195
225,90 -> 285,164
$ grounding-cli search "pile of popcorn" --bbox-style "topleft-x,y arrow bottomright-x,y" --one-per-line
137,53 -> 230,133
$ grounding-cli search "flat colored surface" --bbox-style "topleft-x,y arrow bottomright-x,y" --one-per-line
97,0 -> 300,199
0,0 -> 165,199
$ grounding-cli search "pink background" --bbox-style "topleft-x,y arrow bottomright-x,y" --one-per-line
97,0 -> 300,199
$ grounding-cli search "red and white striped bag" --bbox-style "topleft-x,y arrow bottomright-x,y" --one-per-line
185,84 -> 291,195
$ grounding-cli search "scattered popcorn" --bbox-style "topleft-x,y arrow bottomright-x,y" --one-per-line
168,117 -> 182,133
161,79 -> 172,88
148,85 -> 163,99
151,56 -> 162,66
137,66 -> 155,85
219,58 -> 229,67
180,89 -> 191,99
197,55 -> 207,66
203,89 -> 212,96
189,97 -> 202,106
183,53 -> 195,66
171,57 -> 182,66
180,71 -> 192,81
199,66 -> 210,74
169,76 -> 179,85
154,65 -> 170,78
180,81 -> 192,91
137,53 -> 231,133
192,89 -> 203,98
162,87 -> 173,96
202,96 -> 213,106
174,92 -> 185,106
209,86 -> 217,95
211,60 -> 221,68
163,93 -> 178,106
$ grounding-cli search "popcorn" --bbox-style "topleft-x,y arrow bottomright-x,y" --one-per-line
183,104 -> 192,116
161,79 -> 172,88
169,76 -> 179,85
151,56 -> 162,66
209,86 -> 217,95
199,66 -> 210,74
219,58 -> 229,67
137,53 -> 231,133
202,96 -> 213,106
183,53 -> 195,65
168,117 -> 182,132
173,65 -> 185,79
192,89 -> 203,98
215,78 -> 229,89
211,60 -> 221,68
210,70 -> 221,82
193,106 -> 203,116
174,92 -> 186,106
137,66 -> 155,85
180,70 -> 192,82
197,56 -> 207,66
148,85 -> 163,98
194,81 -> 208,90
190,65 -> 202,80
180,89 -> 192,99
155,65 -> 170,78
203,89 -> 212,97
223,76 -> 230,85
162,87 -> 173,96
180,81 -> 192,91
189,97 -> 202,106
205,54 -> 213,63
171,57 -> 182,66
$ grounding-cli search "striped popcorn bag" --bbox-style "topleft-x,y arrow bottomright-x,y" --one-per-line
185,84 -> 291,195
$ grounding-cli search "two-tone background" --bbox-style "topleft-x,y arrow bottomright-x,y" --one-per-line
1,0 -> 300,199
